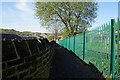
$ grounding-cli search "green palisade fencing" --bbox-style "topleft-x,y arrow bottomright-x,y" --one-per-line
69,36 -> 75,52
67,38 -> 70,50
59,19 -> 120,79
85,20 -> 112,77
114,18 -> 120,78
75,33 -> 84,60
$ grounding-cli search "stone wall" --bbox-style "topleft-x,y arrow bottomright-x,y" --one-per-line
2,38 -> 54,80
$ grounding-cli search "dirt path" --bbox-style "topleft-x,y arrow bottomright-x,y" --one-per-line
49,43 -> 105,80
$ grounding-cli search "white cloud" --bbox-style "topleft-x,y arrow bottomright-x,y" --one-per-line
15,0 -> 34,14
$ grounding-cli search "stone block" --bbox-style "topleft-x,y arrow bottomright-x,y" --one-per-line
7,59 -> 24,68
13,40 -> 30,58
25,56 -> 36,62
26,40 -> 39,55
19,70 -> 29,79
2,67 -> 16,77
17,62 -> 31,71
30,67 -> 37,74
2,40 -> 17,62
2,63 -> 6,70
31,60 -> 38,67
8,75 -> 18,80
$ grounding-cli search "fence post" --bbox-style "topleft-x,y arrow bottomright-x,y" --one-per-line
115,18 -> 120,79
74,36 -> 75,53
66,38 -> 67,48
110,19 -> 115,78
83,32 -> 86,60
69,37 -> 70,50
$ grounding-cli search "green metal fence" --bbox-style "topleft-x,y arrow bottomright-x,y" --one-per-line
59,19 -> 120,79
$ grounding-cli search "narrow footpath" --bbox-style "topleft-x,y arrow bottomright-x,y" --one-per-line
49,42 -> 105,80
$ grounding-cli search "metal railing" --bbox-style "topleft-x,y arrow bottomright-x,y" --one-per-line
59,19 -> 120,79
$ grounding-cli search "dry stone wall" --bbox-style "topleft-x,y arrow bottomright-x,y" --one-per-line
2,38 -> 54,80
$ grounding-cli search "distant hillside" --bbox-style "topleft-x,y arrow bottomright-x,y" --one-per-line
0,29 -> 41,37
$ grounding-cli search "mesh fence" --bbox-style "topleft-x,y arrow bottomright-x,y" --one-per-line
59,19 -> 120,79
